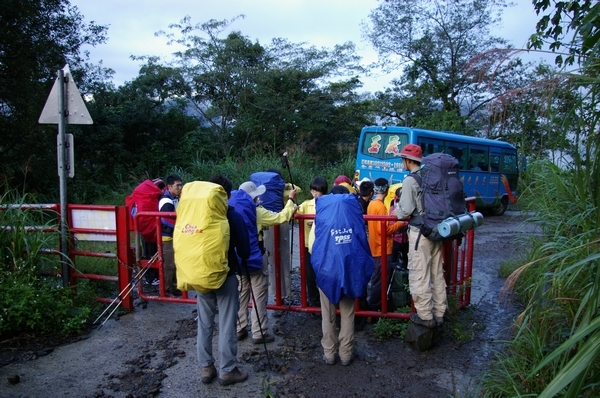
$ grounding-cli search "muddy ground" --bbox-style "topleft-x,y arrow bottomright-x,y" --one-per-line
0,211 -> 538,397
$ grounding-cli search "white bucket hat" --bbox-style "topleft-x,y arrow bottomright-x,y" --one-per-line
239,181 -> 266,199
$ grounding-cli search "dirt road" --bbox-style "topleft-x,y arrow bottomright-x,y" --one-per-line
0,211 -> 537,397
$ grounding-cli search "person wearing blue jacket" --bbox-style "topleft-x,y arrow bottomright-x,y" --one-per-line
159,174 -> 183,296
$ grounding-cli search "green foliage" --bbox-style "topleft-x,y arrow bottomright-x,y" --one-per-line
184,149 -> 356,203
485,162 -> 600,396
373,318 -> 408,341
484,2 -> 600,394
0,190 -> 95,339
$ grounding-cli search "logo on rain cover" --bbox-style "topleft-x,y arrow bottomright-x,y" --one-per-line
330,227 -> 353,245
181,223 -> 203,235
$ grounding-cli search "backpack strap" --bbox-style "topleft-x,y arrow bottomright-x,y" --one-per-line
405,172 -> 424,228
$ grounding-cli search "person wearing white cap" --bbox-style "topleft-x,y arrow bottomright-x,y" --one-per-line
236,181 -> 298,344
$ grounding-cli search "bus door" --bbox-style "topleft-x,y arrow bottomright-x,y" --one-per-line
466,145 -> 491,204
488,147 -> 503,201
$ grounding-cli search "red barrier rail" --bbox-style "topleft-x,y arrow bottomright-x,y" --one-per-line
128,197 -> 476,320
4,196 -> 477,320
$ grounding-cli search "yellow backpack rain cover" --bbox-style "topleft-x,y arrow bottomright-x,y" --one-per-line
385,182 -> 403,212
174,181 -> 230,293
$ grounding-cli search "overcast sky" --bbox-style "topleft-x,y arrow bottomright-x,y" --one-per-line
69,0 -> 549,92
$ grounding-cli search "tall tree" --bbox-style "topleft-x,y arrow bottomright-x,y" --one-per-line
363,0 -> 523,133
0,0 -> 107,195
158,16 -> 369,161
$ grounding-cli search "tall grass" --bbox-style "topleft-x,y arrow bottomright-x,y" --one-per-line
484,104 -> 600,396
0,190 -> 95,339
179,148 -> 356,202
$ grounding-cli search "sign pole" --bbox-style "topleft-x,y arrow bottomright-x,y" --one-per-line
57,69 -> 70,288
39,64 -> 93,288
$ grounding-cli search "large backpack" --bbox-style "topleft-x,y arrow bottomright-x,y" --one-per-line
311,194 -> 374,304
409,153 -> 467,242
250,171 -> 285,212
173,181 -> 230,293
125,180 -> 162,243
228,189 -> 263,272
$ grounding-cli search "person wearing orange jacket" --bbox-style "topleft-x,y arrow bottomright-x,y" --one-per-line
366,178 -> 407,309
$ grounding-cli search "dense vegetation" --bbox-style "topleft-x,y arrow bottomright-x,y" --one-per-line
1,1 -> 599,395
484,1 -> 600,396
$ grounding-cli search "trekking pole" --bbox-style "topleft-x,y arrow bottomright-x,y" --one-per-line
281,151 -> 296,258
93,252 -> 159,327
243,262 -> 272,369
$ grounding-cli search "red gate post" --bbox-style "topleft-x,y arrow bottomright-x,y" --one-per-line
116,206 -> 133,311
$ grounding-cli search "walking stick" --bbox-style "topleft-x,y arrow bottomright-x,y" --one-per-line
281,152 -> 296,257
241,261 -> 272,368
93,252 -> 159,328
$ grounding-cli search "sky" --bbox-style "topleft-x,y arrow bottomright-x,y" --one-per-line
69,0 -> 551,92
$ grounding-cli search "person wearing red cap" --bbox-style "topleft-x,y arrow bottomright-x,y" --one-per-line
333,175 -> 356,194
396,144 -> 446,329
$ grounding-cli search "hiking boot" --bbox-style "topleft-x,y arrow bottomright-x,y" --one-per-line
434,316 -> 444,326
323,355 -> 335,365
252,334 -> 275,344
340,354 -> 354,366
200,363 -> 217,384
218,367 -> 248,386
410,313 -> 437,328
237,328 -> 248,341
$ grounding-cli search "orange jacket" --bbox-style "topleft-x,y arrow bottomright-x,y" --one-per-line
367,199 -> 404,257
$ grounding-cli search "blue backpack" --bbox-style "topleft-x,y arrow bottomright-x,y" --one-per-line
250,172 -> 285,212
229,190 -> 263,272
311,194 -> 374,304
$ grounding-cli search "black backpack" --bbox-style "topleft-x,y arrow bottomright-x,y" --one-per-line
409,153 -> 466,242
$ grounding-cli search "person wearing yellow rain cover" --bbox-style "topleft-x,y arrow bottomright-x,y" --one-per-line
174,179 -> 250,386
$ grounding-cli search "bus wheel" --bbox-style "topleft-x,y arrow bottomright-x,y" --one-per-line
488,197 -> 508,216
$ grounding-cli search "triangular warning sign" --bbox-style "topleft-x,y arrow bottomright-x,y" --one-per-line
39,65 -> 93,125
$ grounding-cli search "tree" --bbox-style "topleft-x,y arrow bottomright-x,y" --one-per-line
72,58 -> 199,200
363,0 -> 525,133
158,16 -> 370,161
0,0 -> 108,196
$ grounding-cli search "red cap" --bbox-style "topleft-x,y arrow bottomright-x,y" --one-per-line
399,144 -> 423,162
334,175 -> 352,185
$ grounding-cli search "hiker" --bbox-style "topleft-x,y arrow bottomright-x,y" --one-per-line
357,179 -> 374,225
159,174 -> 183,296
396,144 -> 446,328
366,178 -> 406,310
236,181 -> 298,344
252,170 -> 298,305
296,176 -> 328,308
309,184 -> 374,365
355,178 -> 374,330
126,177 -> 165,285
191,175 -> 251,386
390,186 -> 409,268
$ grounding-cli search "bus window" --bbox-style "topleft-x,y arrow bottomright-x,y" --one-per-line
468,146 -> 489,171
361,132 -> 408,160
446,141 -> 468,170
417,138 -> 445,157
490,153 -> 500,172
501,151 -> 518,174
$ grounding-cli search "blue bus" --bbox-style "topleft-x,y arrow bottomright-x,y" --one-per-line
354,126 -> 519,216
